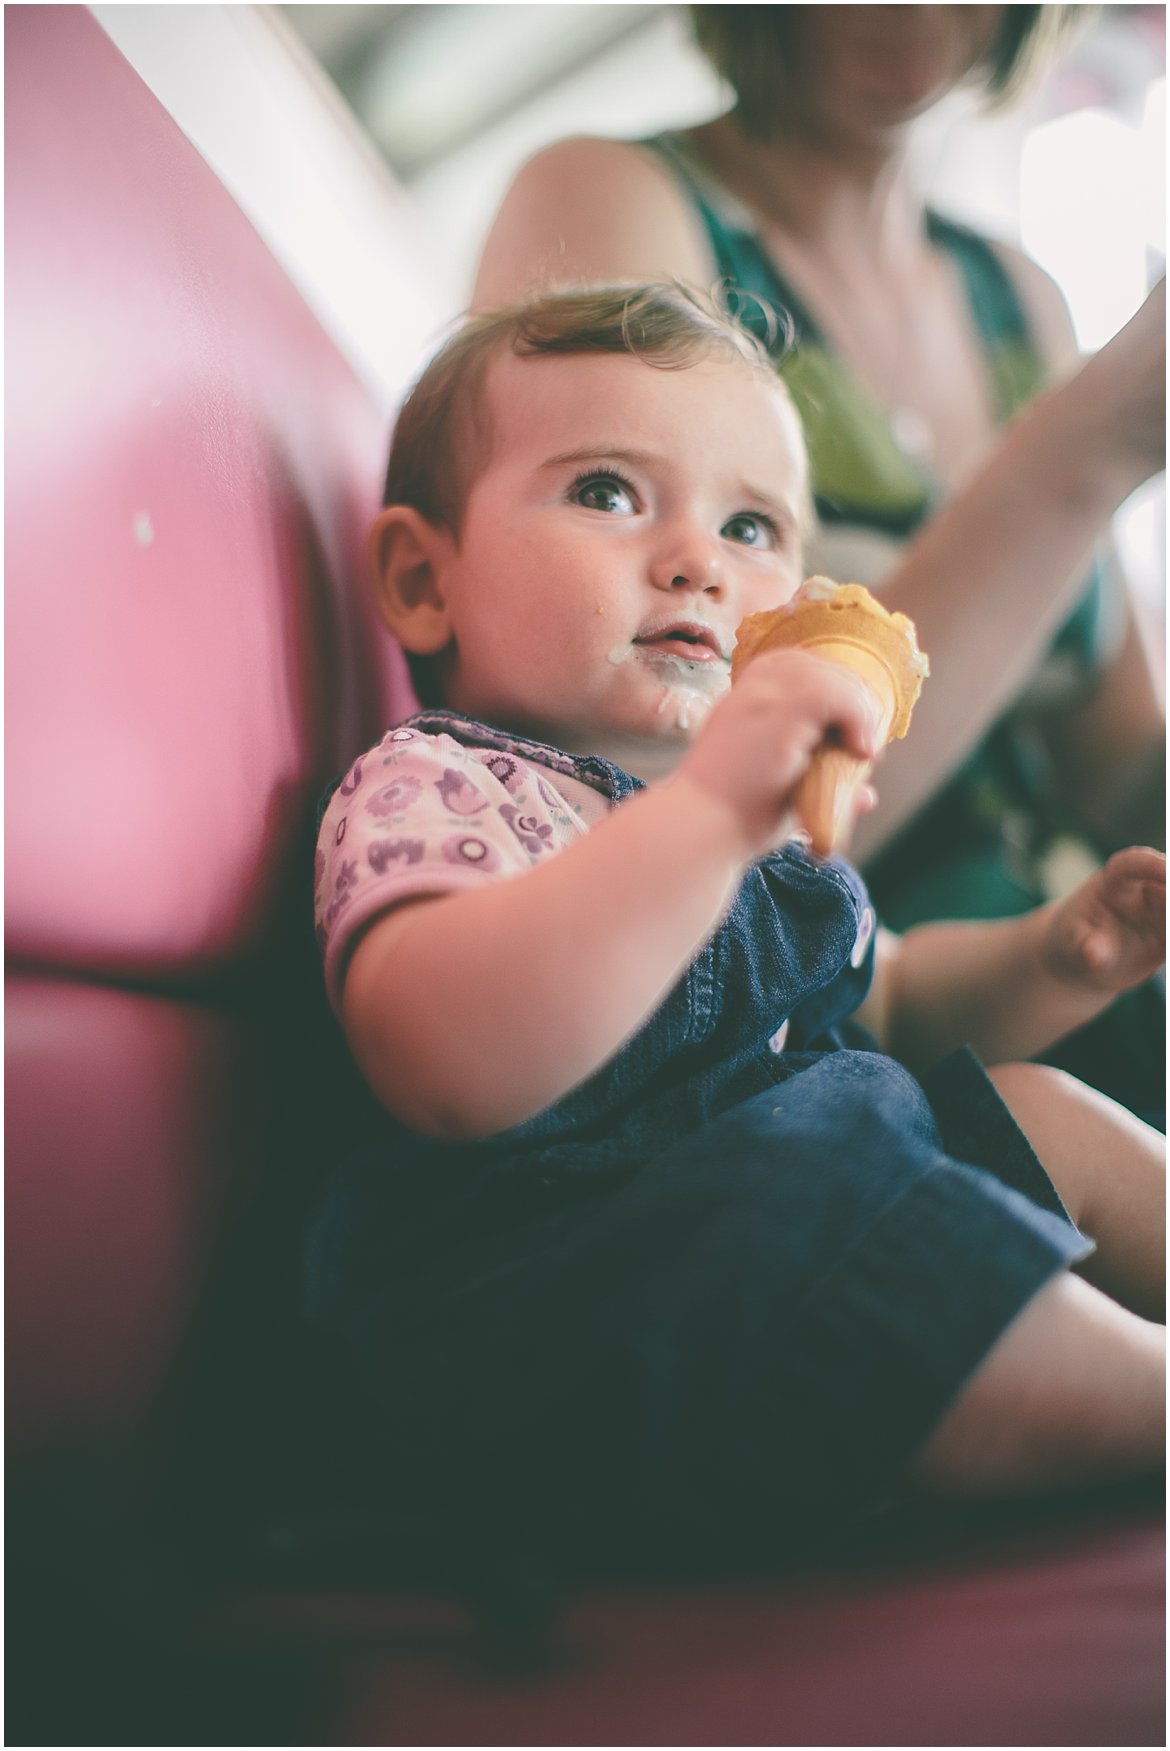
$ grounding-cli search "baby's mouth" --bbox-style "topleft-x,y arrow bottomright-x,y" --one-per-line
632,619 -> 729,664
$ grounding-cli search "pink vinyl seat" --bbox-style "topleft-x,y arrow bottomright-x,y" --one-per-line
6,3 -> 401,1452
5,9 -> 1163,1746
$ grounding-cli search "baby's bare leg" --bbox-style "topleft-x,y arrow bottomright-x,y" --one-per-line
912,1271 -> 1164,1495
988,1062 -> 1165,1322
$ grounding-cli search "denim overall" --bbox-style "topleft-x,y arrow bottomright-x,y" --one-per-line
303,716 -> 1089,1568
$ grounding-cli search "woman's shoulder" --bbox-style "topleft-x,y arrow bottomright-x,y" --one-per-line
472,134 -> 714,309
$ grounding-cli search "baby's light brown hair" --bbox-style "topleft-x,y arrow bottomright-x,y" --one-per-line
381,281 -> 808,703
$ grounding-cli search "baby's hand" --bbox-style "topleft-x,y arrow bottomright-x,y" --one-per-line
678,648 -> 881,861
1043,847 -> 1166,993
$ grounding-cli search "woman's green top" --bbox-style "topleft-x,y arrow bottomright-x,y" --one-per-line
643,132 -> 1119,930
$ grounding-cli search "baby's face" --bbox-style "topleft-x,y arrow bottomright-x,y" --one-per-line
438,348 -> 807,774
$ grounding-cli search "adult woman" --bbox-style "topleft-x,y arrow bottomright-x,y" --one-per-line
472,4 -> 1165,1118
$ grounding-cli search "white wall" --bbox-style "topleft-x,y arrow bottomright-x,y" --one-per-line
93,3 -> 455,412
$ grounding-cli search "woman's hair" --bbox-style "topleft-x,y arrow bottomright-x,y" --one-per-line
690,6 -> 1083,137
382,280 -> 794,707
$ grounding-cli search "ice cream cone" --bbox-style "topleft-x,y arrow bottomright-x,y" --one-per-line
732,578 -> 929,856
795,746 -> 874,858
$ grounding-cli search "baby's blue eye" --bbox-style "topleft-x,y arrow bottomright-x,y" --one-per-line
573,474 -> 635,515
722,512 -> 776,549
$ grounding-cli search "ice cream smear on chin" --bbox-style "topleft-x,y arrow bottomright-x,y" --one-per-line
731,576 -> 930,856
609,638 -> 729,731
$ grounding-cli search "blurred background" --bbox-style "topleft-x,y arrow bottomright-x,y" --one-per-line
93,3 -> 1165,622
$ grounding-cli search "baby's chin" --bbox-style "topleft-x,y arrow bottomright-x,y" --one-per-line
574,687 -> 721,780
571,725 -> 692,784
637,662 -> 727,736
505,665 -> 727,777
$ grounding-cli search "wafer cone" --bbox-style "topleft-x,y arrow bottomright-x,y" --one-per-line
732,578 -> 929,856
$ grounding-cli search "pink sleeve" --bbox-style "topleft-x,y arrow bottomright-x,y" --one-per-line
314,724 -> 587,1012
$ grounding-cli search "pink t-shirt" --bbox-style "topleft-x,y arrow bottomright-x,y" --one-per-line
315,722 -> 611,1012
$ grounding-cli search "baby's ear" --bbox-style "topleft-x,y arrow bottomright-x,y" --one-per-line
369,505 -> 455,654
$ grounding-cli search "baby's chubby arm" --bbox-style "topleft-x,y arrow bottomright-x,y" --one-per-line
867,847 -> 1166,1073
341,651 -> 879,1140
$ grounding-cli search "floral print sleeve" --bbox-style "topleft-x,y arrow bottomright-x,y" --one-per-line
315,724 -> 591,1011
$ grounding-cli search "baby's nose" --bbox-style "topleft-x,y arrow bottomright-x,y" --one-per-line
650,532 -> 724,593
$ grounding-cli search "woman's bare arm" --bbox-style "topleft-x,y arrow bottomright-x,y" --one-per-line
850,288 -> 1165,857
964,244 -> 1164,853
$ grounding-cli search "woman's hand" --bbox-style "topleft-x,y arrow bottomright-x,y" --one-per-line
678,648 -> 881,862
1043,847 -> 1166,994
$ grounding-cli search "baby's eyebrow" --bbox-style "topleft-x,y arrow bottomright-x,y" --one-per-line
737,481 -> 799,524
538,445 -> 657,471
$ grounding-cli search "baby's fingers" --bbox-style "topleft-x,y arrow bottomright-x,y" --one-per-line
1101,845 -> 1166,900
1099,854 -> 1162,938
806,657 -> 885,761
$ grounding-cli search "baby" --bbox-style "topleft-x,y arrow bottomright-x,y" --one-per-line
309,284 -> 1164,1565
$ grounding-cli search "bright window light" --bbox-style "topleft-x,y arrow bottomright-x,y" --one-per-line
1020,109 -> 1150,351
1141,76 -> 1166,257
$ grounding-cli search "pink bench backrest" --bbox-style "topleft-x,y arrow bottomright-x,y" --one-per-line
6,5 -> 421,1444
